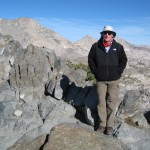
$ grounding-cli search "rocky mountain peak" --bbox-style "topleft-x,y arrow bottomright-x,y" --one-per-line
0,18 -> 87,63
76,35 -> 97,50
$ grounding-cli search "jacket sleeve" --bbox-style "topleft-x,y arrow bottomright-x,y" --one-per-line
88,44 -> 97,75
118,45 -> 127,74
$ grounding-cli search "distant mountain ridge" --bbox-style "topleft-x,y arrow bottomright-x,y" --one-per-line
0,18 -> 87,63
0,18 -> 150,63
76,34 -> 150,51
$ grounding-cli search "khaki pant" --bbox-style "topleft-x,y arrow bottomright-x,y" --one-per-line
96,79 -> 120,128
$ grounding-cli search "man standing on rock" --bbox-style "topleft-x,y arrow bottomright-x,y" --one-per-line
88,26 -> 127,135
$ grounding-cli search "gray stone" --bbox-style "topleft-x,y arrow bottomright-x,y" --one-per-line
8,134 -> 46,150
54,73 -> 69,99
9,44 -> 59,89
0,134 -> 23,150
43,123 -> 128,150
40,99 -> 78,134
117,123 -> 150,150
38,96 -> 57,120
45,79 -> 57,95
64,68 -> 87,87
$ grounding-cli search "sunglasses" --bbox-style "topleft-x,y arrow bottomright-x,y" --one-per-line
103,31 -> 113,35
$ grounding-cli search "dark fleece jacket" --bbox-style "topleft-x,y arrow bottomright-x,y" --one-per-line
88,38 -> 127,81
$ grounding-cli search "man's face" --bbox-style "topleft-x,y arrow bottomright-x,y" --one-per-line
102,31 -> 113,42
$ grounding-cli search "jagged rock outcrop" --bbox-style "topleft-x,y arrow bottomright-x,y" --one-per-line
0,33 -> 78,150
9,43 -> 59,106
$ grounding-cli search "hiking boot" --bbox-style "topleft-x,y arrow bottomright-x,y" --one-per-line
105,127 -> 113,135
96,126 -> 105,133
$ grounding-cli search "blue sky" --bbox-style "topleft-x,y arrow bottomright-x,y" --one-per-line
1,0 -> 150,45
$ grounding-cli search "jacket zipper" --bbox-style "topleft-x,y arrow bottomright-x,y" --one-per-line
106,53 -> 109,80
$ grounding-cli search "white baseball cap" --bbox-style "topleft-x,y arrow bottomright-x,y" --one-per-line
100,25 -> 116,37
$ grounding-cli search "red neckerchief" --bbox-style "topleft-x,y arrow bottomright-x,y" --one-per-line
103,40 -> 113,47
